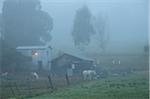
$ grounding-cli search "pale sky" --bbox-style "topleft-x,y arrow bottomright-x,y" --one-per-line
41,0 -> 148,54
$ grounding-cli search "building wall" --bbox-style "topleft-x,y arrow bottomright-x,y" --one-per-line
17,48 -> 52,70
51,54 -> 94,75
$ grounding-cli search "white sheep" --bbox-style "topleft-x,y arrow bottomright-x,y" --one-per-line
82,70 -> 96,80
31,72 -> 39,80
1,72 -> 8,76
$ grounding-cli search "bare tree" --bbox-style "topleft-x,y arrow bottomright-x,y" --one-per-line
92,14 -> 109,52
72,5 -> 95,51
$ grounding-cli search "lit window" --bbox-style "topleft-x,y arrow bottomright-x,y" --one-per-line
32,50 -> 39,56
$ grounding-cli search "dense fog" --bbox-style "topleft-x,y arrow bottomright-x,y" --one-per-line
0,0 -> 149,99
0,0 -> 148,54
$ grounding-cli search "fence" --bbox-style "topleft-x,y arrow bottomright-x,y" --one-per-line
0,74 -> 83,99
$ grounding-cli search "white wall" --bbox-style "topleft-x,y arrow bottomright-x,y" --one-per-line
17,48 -> 52,70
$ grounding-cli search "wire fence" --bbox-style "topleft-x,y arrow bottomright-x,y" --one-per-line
0,74 -> 83,99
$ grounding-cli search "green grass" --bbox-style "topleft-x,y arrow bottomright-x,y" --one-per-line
29,72 -> 149,99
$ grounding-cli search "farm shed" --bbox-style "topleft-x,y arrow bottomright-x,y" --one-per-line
51,53 -> 95,75
16,45 -> 52,71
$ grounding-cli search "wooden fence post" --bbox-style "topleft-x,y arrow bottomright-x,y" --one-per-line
65,74 -> 70,86
14,82 -> 21,96
9,81 -> 16,98
26,78 -> 32,96
48,75 -> 54,90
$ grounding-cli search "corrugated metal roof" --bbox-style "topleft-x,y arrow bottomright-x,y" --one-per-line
16,45 -> 51,50
64,52 -> 94,61
52,52 -> 94,62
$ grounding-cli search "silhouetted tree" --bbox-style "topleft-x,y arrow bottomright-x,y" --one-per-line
0,14 -> 2,37
0,4 -> 32,74
2,0 -> 53,47
0,14 -> 2,71
93,14 -> 109,52
72,5 -> 95,48
144,45 -> 149,54
0,14 -> 1,27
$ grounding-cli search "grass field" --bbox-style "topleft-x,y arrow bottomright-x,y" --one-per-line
0,75 -> 83,99
29,71 -> 149,99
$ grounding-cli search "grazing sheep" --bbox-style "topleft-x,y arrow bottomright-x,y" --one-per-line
0,72 -> 9,79
31,72 -> 39,80
82,70 -> 96,80
1,72 -> 8,76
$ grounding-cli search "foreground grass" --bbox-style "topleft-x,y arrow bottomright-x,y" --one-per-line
29,72 -> 149,99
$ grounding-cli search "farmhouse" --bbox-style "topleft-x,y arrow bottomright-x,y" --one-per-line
16,45 -> 52,71
51,53 -> 95,76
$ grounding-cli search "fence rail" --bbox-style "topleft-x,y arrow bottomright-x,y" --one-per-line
0,75 -> 83,99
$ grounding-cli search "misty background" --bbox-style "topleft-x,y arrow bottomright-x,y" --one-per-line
0,0 -> 148,54
0,1 -> 149,98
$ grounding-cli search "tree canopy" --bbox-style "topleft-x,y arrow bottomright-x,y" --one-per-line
1,40 -> 32,73
2,0 -> 53,47
72,5 -> 95,47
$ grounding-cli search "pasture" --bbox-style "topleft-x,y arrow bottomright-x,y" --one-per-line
29,71 -> 149,99
1,55 -> 148,99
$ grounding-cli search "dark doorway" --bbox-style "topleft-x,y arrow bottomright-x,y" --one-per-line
38,60 -> 43,71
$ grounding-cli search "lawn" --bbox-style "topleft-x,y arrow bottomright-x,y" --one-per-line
29,71 -> 149,99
